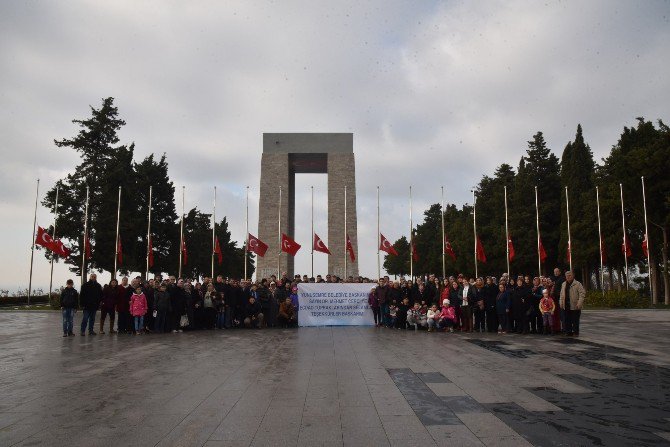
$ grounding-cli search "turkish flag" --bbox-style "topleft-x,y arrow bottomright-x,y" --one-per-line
214,237 -> 223,265
313,233 -> 331,255
182,240 -> 188,265
54,239 -> 71,257
117,237 -> 123,265
346,234 -> 356,262
642,234 -> 649,258
600,236 -> 607,265
539,236 -> 547,263
444,235 -> 456,261
247,233 -> 268,257
35,226 -> 57,251
507,236 -> 515,262
476,236 -> 487,263
379,233 -> 398,256
622,234 -> 632,258
281,233 -> 301,256
411,241 -> 419,262
148,236 -> 154,268
84,235 -> 92,259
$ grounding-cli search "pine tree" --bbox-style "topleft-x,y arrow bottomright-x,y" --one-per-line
559,124 -> 597,285
510,132 -> 561,276
42,97 -> 134,275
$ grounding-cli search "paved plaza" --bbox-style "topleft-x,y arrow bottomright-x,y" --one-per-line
1,310 -> 669,447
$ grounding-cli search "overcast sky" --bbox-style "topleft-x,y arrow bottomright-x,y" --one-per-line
1,0 -> 668,291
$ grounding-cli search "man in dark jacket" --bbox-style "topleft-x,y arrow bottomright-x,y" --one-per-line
79,273 -> 103,336
483,277 -> 498,333
375,279 -> 390,327
244,296 -> 264,328
60,279 -> 79,337
511,277 -> 530,334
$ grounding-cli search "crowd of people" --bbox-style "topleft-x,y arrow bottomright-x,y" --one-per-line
367,268 -> 585,336
58,268 -> 585,338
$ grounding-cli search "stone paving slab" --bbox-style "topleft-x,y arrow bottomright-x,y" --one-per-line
0,310 -> 669,446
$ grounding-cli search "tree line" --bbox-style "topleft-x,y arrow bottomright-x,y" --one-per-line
384,122 -> 670,304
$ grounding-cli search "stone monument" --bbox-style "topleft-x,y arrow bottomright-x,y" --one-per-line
256,133 -> 359,279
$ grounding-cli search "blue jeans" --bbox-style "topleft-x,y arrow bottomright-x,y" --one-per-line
134,316 -> 144,332
80,309 -> 96,334
62,308 -> 74,334
381,304 -> 390,326
216,311 -> 225,329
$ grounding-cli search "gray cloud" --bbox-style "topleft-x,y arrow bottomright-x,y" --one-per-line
1,0 -> 668,289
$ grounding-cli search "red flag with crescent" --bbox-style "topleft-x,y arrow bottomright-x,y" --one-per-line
379,233 -> 398,256
54,239 -> 71,257
214,237 -> 223,265
566,240 -> 572,265
539,235 -> 548,263
117,236 -> 123,265
313,233 -> 331,255
182,240 -> 188,265
411,241 -> 418,262
444,235 -> 456,261
84,235 -> 92,260
148,236 -> 154,268
35,226 -> 57,251
622,234 -> 632,258
346,234 -> 356,262
476,236 -> 487,263
247,233 -> 268,257
642,234 -> 648,258
507,236 -> 515,262
281,233 -> 301,256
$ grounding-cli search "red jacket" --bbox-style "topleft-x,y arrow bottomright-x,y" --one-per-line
130,293 -> 148,317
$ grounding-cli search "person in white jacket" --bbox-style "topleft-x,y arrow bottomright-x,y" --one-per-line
427,304 -> 439,332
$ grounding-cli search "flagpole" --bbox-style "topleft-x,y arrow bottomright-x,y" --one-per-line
619,183 -> 628,290
565,186 -> 573,272
278,185 -> 282,279
178,186 -> 184,278
472,190 -> 478,278
596,186 -> 605,294
28,178 -> 40,305
145,186 -> 152,280
535,186 -> 542,276
409,185 -> 413,279
244,186 -> 249,281
310,186 -> 314,278
440,186 -> 445,279
81,185 -> 90,287
377,186 -> 380,280
48,185 -> 59,300
642,176 -> 653,302
504,185 -> 510,277
212,186 -> 216,279
113,186 -> 121,280
344,185 -> 348,279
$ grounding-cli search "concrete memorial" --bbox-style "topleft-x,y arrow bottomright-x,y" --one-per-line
257,133 -> 359,279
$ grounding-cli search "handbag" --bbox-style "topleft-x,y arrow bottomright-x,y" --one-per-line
180,314 -> 189,328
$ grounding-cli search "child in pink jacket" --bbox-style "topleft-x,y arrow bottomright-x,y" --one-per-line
130,287 -> 148,335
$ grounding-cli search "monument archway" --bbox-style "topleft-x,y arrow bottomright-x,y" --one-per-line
257,133 -> 359,279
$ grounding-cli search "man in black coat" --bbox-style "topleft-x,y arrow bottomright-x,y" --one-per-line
79,273 -> 103,336
511,277 -> 530,334
60,279 -> 79,337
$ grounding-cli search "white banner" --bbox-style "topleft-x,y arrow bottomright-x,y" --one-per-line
297,283 -> 375,327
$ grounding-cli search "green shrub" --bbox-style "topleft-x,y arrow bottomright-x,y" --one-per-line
49,293 -> 61,310
0,295 -> 49,307
585,290 -> 649,309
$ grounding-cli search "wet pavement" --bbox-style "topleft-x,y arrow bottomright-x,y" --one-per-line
0,310 -> 669,446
